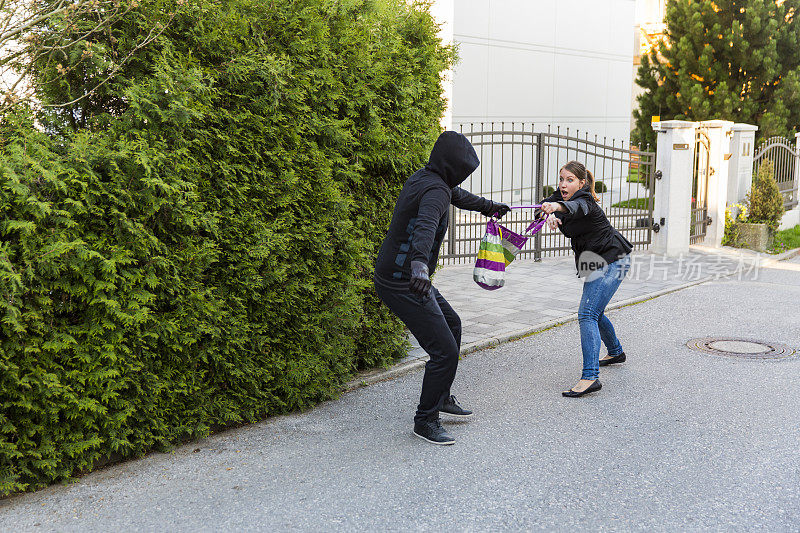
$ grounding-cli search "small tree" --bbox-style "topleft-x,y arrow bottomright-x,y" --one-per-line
746,160 -> 785,232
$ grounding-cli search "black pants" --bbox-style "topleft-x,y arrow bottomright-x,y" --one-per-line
374,283 -> 462,424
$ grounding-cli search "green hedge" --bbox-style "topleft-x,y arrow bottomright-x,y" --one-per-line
0,0 -> 451,495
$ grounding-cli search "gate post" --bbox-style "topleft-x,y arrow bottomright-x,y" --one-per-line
651,120 -> 697,256
533,132 -> 545,261
700,120 -> 734,248
780,132 -> 800,230
727,123 -> 758,205
795,132 -> 800,205
447,205 -> 456,255
795,132 -> 800,199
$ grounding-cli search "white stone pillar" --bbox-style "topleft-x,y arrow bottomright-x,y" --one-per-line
430,0 -> 454,130
779,133 -> 800,230
700,120 -> 734,247
651,120 -> 697,256
726,124 -> 758,205
794,132 -> 800,208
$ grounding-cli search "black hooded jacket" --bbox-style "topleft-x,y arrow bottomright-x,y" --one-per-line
545,185 -> 633,276
374,132 -> 494,290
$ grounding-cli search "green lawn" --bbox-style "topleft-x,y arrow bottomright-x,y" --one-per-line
769,224 -> 800,253
627,166 -> 646,183
611,197 -> 652,209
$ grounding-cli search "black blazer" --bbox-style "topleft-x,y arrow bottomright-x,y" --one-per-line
543,185 -> 632,276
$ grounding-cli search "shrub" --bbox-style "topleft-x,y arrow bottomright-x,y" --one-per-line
543,185 -> 555,197
722,203 -> 748,247
0,0 -> 451,495
747,160 -> 785,232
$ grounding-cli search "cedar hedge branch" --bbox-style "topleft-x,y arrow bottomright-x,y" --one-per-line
0,0 -> 453,495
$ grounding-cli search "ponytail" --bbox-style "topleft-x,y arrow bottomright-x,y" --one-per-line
585,169 -> 600,201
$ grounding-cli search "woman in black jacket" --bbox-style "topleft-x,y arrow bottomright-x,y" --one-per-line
539,160 -> 632,397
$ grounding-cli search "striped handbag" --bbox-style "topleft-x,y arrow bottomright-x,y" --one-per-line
473,209 -> 546,290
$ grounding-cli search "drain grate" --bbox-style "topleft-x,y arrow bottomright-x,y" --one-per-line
686,338 -> 797,360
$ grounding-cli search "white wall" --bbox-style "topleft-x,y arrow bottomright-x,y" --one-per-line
429,0 -> 455,130
451,0 -> 636,144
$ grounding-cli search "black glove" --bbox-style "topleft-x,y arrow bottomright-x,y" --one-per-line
482,201 -> 511,219
409,261 -> 432,299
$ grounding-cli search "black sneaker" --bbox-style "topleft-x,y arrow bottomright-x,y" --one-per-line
440,395 -> 473,418
413,418 -> 455,445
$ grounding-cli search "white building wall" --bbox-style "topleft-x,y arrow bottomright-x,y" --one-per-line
429,0 -> 455,130
451,0 -> 636,144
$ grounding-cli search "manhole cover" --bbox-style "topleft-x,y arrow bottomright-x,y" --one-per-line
708,340 -> 770,354
686,338 -> 797,360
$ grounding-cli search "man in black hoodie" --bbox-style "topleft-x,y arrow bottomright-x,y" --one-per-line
374,131 -> 509,445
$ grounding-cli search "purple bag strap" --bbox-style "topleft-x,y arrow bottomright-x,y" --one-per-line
525,218 -> 546,235
493,204 -> 546,236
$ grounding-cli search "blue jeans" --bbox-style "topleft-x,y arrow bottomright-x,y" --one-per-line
578,255 -> 630,380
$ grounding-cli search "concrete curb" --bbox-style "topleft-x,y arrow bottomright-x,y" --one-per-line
343,247 -> 800,392
696,244 -> 800,264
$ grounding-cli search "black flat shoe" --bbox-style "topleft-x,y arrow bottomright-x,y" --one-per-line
599,352 -> 626,367
562,379 -> 602,397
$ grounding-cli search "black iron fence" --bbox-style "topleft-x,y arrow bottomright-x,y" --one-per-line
439,123 -> 655,265
753,136 -> 799,211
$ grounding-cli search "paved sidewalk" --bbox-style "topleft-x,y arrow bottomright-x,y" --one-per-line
353,245 -> 787,387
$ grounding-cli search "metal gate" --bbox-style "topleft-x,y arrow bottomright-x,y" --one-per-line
439,123 -> 656,265
690,128 -> 711,244
753,136 -> 799,210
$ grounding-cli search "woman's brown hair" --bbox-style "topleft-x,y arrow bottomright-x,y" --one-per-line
561,160 -> 599,201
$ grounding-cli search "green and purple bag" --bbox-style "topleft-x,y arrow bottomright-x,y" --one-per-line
473,206 -> 545,290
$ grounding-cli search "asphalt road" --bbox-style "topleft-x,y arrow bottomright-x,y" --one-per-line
2,259 -> 799,532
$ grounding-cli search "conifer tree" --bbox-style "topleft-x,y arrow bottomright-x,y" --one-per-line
747,159 -> 785,231
633,0 -> 800,147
